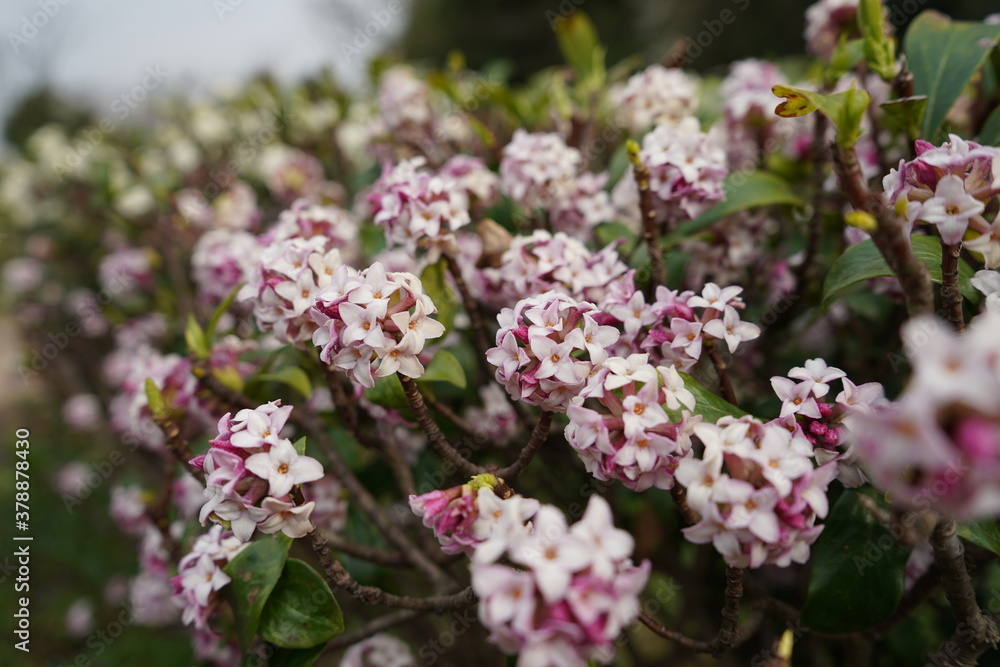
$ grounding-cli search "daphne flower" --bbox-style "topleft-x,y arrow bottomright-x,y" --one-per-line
244,439 -> 324,499
919,174 -> 985,245
256,498 -> 316,539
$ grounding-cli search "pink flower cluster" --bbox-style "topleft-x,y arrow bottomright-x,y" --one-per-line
171,525 -> 245,629
311,262 -> 446,387
191,228 -> 260,304
719,59 -> 793,167
605,282 -> 760,372
499,129 -> 581,211
192,401 -> 324,542
612,64 -> 699,134
853,313 -> 1000,518
566,354 -> 699,491
884,135 -> 1000,264
486,291 -> 619,412
175,181 -> 261,231
613,116 -> 728,225
548,171 -> 616,238
408,475 -> 540,555
770,358 -> 885,487
260,146 -> 328,204
265,197 -> 360,265
237,236 -> 347,344
470,495 -> 649,665
367,157 -> 472,253
438,154 -> 501,208
481,230 -> 629,307
677,416 -> 838,568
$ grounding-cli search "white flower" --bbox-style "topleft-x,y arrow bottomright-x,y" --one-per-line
244,439 -> 324,499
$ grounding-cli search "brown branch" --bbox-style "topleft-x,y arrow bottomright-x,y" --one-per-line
929,518 -> 1000,664
424,392 -> 477,436
704,341 -> 738,407
941,243 -> 965,332
627,142 -> 667,296
714,567 -> 745,655
670,485 -> 700,527
399,375 -> 485,478
496,410 -> 553,480
320,530 -> 411,567
324,610 -> 419,650
864,566 -> 941,640
309,528 -> 476,610
832,146 -> 934,317
151,413 -> 206,486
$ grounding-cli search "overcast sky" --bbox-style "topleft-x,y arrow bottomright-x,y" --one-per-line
1,0 -> 401,138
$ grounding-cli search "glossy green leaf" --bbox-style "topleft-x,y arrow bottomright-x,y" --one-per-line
251,367 -> 313,400
554,11 -> 603,82
416,349 -> 467,388
801,489 -> 910,633
880,96 -> 928,140
419,258 -> 455,334
904,11 -> 1000,139
664,172 -> 805,246
957,519 -> 1000,556
144,378 -> 168,420
223,534 -> 293,651
822,235 -> 981,307
258,559 -> 344,649
291,436 -> 307,456
207,283 -> 243,340
979,106 -> 1000,145
773,85 -> 871,148
266,643 -> 328,667
365,373 -> 409,411
185,314 -> 210,360
666,373 -> 748,423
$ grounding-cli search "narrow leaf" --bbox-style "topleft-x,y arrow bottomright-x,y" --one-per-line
251,367 -> 313,400
144,378 -> 168,420
670,373 -> 747,423
185,314 -> 210,360
957,519 -> 1000,556
904,11 -> 1000,139
822,235 -> 981,307
772,85 -> 871,148
365,374 -> 410,411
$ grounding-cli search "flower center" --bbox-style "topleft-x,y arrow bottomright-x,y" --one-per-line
277,463 -> 289,475
634,404 -> 645,415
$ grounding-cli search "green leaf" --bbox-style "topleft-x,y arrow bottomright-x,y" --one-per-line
669,373 -> 747,423
857,0 -> 897,80
206,283 -> 244,340
904,11 -> 1000,140
185,314 -> 210,360
957,519 -> 1000,556
979,105 -> 1000,145
223,534 -> 293,651
880,96 -> 929,140
291,436 -> 307,456
416,349 -> 467,388
365,373 -> 409,411
828,38 -> 866,82
251,367 -> 313,400
772,85 -> 872,148
266,644 -> 327,667
258,559 -> 344,649
822,235 -> 981,307
664,172 -> 805,246
419,258 -> 455,334
801,488 -> 910,633
593,221 -> 637,250
554,11 -> 601,80
144,378 -> 168,420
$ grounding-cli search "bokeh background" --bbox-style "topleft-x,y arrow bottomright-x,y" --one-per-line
1,0 -> 999,665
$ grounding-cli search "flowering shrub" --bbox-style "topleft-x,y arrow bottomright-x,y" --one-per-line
9,2 -> 1000,665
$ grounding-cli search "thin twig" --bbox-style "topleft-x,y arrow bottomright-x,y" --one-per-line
496,410 -> 553,480
399,375 -> 485,478
704,341 -> 738,407
324,610 -> 419,650
670,485 -> 700,527
627,142 -> 667,296
940,243 -> 965,332
832,146 -> 934,317
713,567 -> 745,655
309,529 -> 475,610
320,530 -> 411,567
424,393 -> 477,436
929,517 -> 1000,663
444,252 -> 492,371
